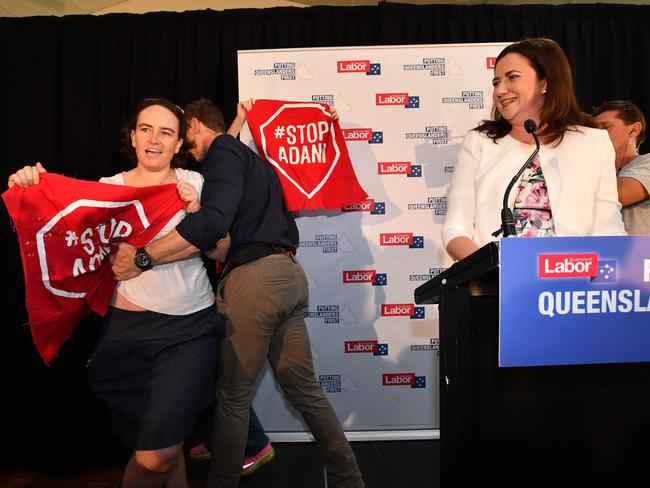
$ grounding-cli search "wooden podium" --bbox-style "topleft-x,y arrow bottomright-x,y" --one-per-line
415,242 -> 650,487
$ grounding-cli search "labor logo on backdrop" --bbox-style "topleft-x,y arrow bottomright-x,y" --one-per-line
245,99 -> 367,211
2,174 -> 184,364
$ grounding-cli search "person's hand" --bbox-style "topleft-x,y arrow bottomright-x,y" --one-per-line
214,234 -> 231,262
203,234 -> 231,262
330,108 -> 339,122
7,162 -> 47,188
228,98 -> 256,137
177,180 -> 200,213
111,242 -> 142,281
236,98 -> 256,122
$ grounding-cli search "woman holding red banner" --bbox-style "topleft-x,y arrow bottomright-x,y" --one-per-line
9,98 -> 225,488
442,38 -> 626,261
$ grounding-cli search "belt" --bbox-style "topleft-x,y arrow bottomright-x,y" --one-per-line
220,243 -> 295,280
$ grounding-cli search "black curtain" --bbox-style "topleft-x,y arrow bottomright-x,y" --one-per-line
1,3 -> 648,473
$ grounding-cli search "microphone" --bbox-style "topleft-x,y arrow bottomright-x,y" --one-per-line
493,119 -> 541,238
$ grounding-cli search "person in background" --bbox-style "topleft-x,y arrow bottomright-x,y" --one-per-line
594,100 -> 650,235
442,37 -> 625,261
111,97 -> 365,488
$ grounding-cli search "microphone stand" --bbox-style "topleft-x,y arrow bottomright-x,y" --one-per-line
493,121 -> 541,238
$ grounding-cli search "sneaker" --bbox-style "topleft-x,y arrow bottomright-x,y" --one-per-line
189,443 -> 212,461
188,441 -> 276,477
242,442 -> 275,477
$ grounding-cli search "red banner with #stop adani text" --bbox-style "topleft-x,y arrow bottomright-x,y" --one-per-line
2,173 -> 185,364
245,99 -> 367,211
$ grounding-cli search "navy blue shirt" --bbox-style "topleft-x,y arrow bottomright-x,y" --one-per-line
176,134 -> 298,259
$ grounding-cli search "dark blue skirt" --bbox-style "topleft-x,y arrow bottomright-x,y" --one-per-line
87,306 -> 222,450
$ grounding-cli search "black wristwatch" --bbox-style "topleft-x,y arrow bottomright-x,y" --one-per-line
134,247 -> 153,271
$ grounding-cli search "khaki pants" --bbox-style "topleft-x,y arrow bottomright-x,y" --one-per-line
207,253 -> 364,488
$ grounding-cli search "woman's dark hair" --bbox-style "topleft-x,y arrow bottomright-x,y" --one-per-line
594,100 -> 646,149
119,98 -> 192,168
476,38 -> 597,146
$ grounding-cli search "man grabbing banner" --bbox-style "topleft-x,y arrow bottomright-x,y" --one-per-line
245,99 -> 367,210
2,173 -> 185,364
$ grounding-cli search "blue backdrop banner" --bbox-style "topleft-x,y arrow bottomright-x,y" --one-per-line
500,236 -> 650,367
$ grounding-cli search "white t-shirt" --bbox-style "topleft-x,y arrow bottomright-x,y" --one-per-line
618,153 -> 650,236
100,168 -> 215,315
442,127 -> 626,249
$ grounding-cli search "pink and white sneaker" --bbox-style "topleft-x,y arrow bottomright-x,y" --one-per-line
242,442 -> 275,477
188,443 -> 211,461
188,441 -> 276,477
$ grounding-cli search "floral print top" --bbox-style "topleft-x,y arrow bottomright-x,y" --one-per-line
512,154 -> 556,237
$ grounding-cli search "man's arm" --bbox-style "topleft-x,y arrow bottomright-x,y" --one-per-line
618,176 -> 650,207
112,138 -> 246,280
111,230 -> 200,280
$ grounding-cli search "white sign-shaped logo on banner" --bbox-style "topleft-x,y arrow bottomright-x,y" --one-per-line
258,102 -> 340,199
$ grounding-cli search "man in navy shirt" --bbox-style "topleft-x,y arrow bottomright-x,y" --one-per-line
113,98 -> 364,488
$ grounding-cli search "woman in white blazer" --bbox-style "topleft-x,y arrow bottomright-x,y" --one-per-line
443,38 -> 626,261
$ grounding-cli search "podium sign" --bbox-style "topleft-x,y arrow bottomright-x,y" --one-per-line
499,235 -> 650,367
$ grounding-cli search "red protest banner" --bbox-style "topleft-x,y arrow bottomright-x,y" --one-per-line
245,100 -> 367,210
3,173 -> 185,364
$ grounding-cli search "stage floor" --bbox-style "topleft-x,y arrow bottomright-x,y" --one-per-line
0,440 -> 440,488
